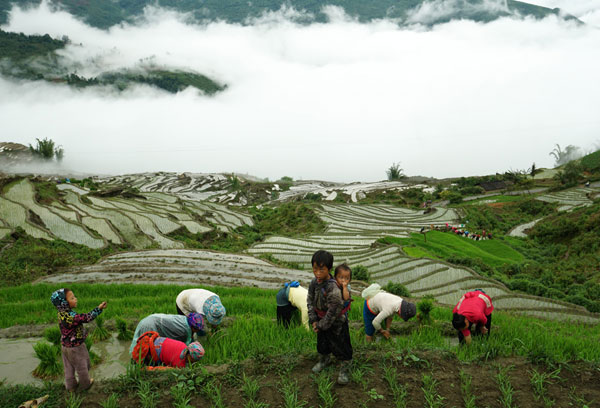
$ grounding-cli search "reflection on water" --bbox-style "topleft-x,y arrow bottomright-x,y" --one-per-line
0,333 -> 131,385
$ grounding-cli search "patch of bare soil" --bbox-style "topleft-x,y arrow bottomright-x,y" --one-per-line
67,353 -> 600,408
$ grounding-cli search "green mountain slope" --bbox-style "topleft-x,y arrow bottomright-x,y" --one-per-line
0,0 -> 571,29
0,29 -> 226,94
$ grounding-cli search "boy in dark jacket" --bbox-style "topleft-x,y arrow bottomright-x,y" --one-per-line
307,250 -> 353,385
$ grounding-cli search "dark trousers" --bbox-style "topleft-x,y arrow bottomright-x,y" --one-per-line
317,320 -> 353,361
277,304 -> 297,328
457,313 -> 492,344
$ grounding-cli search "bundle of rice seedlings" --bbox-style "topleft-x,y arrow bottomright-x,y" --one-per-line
43,326 -> 61,346
116,317 -> 133,341
32,341 -> 62,379
90,314 -> 110,342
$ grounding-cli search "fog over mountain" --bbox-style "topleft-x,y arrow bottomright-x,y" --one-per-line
0,1 -> 599,182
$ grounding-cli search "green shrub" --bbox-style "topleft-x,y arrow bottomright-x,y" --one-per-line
352,265 -> 370,282
383,282 -> 410,297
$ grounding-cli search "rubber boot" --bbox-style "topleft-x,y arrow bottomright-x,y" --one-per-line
312,354 -> 331,373
337,360 -> 351,385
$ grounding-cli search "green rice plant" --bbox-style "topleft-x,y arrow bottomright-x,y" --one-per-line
65,392 -> 85,408
495,366 -> 516,408
530,368 -> 561,408
241,373 -> 260,401
314,371 -> 336,408
100,393 -> 119,408
459,369 -> 477,408
421,373 -> 444,408
279,378 -> 307,408
382,363 -> 408,408
43,326 -> 61,346
568,386 -> 594,408
90,314 -> 110,342
350,365 -> 368,390
32,341 -> 62,379
202,381 -> 225,408
116,317 -> 133,340
138,380 -> 159,408
171,382 -> 193,408
122,361 -> 144,386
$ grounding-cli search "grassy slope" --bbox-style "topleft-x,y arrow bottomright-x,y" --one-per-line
380,230 -> 524,267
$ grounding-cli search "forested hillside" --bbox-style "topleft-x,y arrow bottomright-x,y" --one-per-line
0,0 -> 566,29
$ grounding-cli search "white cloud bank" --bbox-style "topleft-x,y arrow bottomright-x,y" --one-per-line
1,1 -> 600,182
525,0 -> 600,27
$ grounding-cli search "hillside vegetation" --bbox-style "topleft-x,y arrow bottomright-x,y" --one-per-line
0,30 -> 225,94
0,0 -> 567,29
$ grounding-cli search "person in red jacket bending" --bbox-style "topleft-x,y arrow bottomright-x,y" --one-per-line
451,290 -> 494,345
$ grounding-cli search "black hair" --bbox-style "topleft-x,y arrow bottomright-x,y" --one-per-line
334,263 -> 352,279
452,313 -> 466,330
64,288 -> 72,296
311,250 -> 334,271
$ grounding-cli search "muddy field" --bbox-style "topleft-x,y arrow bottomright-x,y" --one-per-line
13,352 -> 599,408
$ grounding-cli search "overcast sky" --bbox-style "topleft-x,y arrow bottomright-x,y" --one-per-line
1,1 -> 599,182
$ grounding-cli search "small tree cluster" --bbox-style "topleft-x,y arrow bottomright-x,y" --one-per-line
386,162 -> 405,181
29,138 -> 64,161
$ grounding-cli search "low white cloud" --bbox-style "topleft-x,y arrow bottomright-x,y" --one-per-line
406,0 -> 508,25
525,0 -> 600,26
1,2 -> 599,182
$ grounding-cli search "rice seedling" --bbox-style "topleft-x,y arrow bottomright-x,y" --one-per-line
100,393 -> 120,408
201,380 -> 225,408
314,371 -> 336,408
116,317 -> 133,340
32,341 -> 62,379
382,363 -> 408,408
279,378 -> 307,408
90,314 -> 110,342
350,365 -> 368,390
171,382 -> 193,408
417,296 -> 435,325
459,369 -> 477,408
65,392 -> 85,408
43,326 -> 61,346
138,380 -> 159,408
530,367 -> 561,408
495,365 -> 516,408
421,373 -> 444,408
241,373 -> 260,401
568,386 -> 594,408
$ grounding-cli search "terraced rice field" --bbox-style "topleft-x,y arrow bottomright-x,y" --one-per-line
248,204 -> 600,323
536,187 -> 600,211
275,180 -> 433,202
0,179 -> 254,249
37,249 -> 314,289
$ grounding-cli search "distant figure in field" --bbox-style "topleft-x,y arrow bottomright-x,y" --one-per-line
276,281 -> 309,329
452,290 -> 494,345
307,250 -> 353,385
361,284 -> 416,343
131,331 -> 204,369
129,313 -> 205,354
51,288 -> 107,391
175,288 -> 226,328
